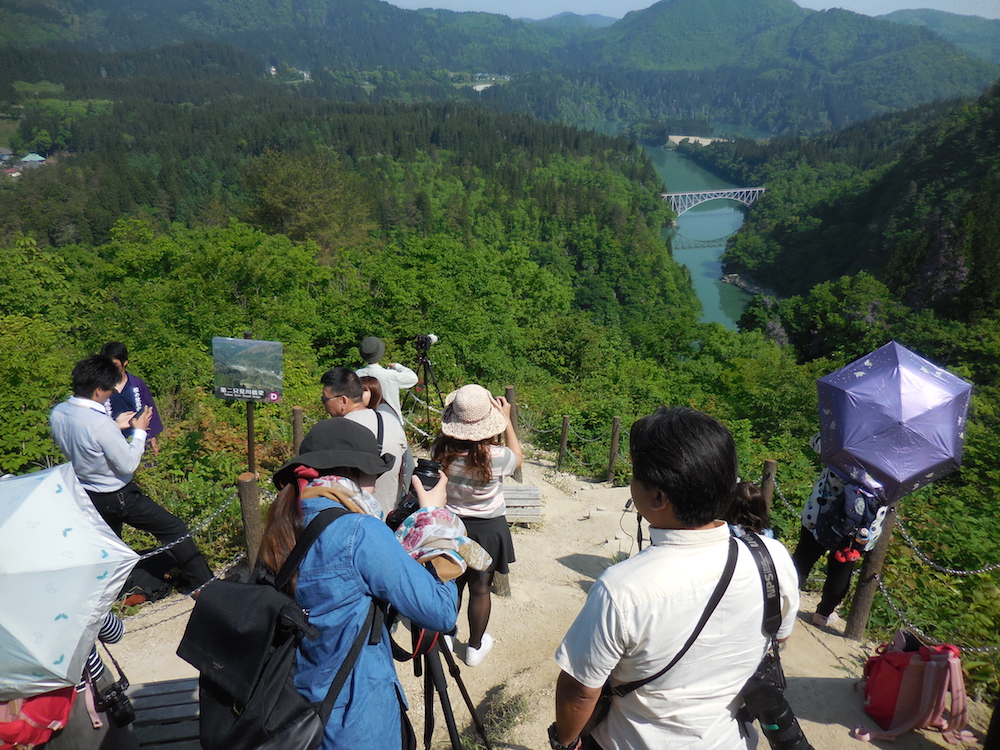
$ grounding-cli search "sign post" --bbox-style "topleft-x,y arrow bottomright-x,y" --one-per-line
212,335 -> 284,474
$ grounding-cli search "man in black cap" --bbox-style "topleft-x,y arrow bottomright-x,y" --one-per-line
355,336 -> 417,423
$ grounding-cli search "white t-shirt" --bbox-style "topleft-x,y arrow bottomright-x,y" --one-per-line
555,522 -> 799,750
343,407 -> 407,515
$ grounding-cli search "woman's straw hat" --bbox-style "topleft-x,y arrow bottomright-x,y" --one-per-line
440,384 -> 507,442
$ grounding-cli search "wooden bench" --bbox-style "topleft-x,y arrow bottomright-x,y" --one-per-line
130,678 -> 199,749
504,485 -> 541,524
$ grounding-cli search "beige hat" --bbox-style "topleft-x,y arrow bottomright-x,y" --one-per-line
441,384 -> 507,442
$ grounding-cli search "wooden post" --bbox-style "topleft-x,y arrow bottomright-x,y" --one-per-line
760,459 -> 777,509
607,416 -> 621,484
244,330 -> 256,475
237,472 -> 263,569
292,406 -> 304,455
557,416 -> 570,471
846,505 -> 897,641
491,572 -> 511,598
504,386 -> 522,483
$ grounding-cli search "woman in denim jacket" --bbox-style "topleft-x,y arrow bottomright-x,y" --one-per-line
260,419 -> 457,749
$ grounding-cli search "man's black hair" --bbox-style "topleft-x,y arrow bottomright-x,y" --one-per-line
320,366 -> 363,401
72,355 -> 120,399
99,341 -> 129,362
629,406 -> 738,528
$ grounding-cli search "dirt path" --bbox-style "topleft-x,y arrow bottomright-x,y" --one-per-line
116,453 -> 992,748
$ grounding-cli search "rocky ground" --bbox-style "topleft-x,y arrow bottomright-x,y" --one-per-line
116,452 -> 992,748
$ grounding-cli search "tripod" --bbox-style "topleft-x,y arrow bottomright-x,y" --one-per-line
397,630 -> 493,750
402,345 -> 445,442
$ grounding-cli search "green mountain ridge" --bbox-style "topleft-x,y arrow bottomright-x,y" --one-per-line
880,8 -> 1000,64
1,0 -> 997,135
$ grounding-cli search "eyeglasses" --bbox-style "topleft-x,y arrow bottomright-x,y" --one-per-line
321,394 -> 335,404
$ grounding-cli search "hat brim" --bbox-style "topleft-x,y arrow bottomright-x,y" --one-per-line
440,403 -> 508,442
274,449 -> 394,488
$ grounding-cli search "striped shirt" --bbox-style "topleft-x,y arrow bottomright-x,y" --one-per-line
444,445 -> 518,519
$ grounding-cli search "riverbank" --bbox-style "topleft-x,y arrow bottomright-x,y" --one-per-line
722,271 -> 779,298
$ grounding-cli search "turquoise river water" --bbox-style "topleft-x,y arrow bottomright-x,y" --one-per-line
643,146 -> 752,329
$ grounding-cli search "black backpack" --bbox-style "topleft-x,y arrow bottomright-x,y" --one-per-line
177,508 -> 382,750
814,483 -> 881,551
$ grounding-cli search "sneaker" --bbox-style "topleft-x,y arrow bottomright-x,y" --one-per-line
442,634 -> 455,652
463,633 -> 494,667
123,593 -> 147,607
812,611 -> 842,627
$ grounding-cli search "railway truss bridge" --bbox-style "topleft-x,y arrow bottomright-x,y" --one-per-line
663,187 -> 765,217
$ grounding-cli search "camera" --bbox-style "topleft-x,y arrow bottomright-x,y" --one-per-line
740,654 -> 813,750
386,459 -> 441,531
96,677 -> 136,727
415,333 -> 438,354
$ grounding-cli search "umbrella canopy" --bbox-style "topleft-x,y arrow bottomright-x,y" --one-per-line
817,341 -> 972,505
0,464 -> 138,699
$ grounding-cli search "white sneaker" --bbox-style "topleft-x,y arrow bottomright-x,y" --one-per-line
812,611 -> 842,627
463,633 -> 494,667
442,634 -> 454,652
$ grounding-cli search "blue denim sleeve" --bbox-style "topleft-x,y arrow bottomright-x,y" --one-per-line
353,516 -> 458,634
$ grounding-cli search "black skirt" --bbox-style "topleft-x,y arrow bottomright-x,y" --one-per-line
460,514 -> 516,575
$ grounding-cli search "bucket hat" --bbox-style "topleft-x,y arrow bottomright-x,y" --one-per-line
440,384 -> 507,442
273,419 -> 393,488
359,336 -> 385,363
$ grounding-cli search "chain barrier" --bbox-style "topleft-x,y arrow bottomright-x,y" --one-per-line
406,391 -> 442,415
561,450 -> 601,469
568,424 -> 609,443
894,515 -> 1000,576
124,552 -> 247,632
875,575 -> 1000,653
774,481 -> 799,515
403,415 -> 433,439
139,492 -> 238,561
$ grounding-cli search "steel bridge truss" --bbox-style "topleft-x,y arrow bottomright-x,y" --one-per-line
663,187 -> 765,216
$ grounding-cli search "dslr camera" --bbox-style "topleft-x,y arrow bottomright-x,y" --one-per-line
96,676 -> 136,727
386,459 -> 441,531
414,333 -> 438,355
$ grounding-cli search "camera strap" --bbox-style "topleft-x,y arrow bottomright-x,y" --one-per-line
737,532 -> 782,639
611,536 -> 738,698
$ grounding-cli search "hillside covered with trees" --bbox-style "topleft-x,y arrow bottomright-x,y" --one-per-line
3,0 -> 1000,696
1,0 -> 997,135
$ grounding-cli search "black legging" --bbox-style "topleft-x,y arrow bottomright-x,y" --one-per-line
456,567 -> 493,650
791,526 -> 858,618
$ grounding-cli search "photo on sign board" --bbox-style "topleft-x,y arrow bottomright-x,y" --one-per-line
212,337 -> 283,402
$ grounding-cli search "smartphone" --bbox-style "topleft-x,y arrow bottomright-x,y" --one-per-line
134,405 -> 148,420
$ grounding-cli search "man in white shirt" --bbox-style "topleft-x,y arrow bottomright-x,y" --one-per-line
354,336 -> 417,422
551,407 -> 800,750
50,355 -> 213,597
321,366 -> 407,515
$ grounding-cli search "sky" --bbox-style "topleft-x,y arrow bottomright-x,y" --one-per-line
386,0 -> 1000,20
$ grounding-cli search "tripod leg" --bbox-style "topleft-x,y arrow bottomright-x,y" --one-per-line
424,644 -> 463,750
423,359 -> 445,410
423,658 -> 435,750
439,642 -> 494,750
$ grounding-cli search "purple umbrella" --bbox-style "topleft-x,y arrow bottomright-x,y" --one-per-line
817,341 -> 972,505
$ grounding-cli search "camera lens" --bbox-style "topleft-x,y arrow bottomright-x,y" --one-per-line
413,459 -> 442,490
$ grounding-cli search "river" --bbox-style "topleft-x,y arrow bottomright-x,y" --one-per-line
643,146 -> 752,329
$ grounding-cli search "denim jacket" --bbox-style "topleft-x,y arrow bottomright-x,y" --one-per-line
295,497 -> 458,749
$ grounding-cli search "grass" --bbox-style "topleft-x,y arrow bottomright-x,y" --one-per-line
459,684 -> 530,749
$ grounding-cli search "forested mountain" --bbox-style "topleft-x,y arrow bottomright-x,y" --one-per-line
529,12 -> 617,29
881,8 -> 1000,64
1,0 -> 997,134
688,81 -> 1000,320
3,0 -> 1000,693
